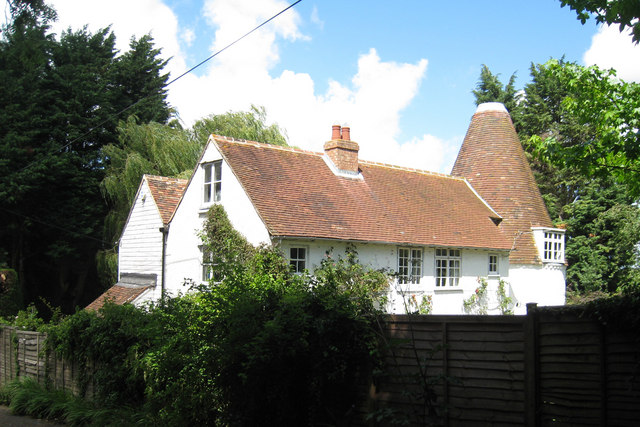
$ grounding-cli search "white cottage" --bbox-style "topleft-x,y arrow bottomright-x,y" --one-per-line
89,103 -> 566,314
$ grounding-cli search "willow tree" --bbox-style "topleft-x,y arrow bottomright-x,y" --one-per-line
98,106 -> 288,288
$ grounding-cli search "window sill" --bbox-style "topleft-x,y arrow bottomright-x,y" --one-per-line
434,288 -> 463,294
199,203 -> 219,214
394,282 -> 424,293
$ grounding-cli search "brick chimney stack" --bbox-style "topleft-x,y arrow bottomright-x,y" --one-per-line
324,125 -> 359,174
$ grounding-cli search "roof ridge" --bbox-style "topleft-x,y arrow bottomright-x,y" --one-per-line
143,174 -> 188,226
144,174 -> 188,183
359,159 -> 462,180
212,134 -> 462,180
211,134 -> 323,157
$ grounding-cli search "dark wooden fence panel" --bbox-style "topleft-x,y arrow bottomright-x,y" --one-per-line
446,321 -> 526,426
536,310 -> 604,426
2,305 -> 639,426
369,307 -> 640,427
372,315 -> 527,426
604,328 -> 640,426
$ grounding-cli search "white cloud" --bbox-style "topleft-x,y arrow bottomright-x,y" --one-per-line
181,28 -> 195,47
47,0 -> 187,81
43,0 -> 447,172
170,0 -> 440,169
583,24 -> 640,82
310,6 -> 323,30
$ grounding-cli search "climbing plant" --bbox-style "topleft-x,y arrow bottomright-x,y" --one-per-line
463,278 -> 489,314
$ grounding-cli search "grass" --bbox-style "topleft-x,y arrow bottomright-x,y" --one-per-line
0,378 -> 148,426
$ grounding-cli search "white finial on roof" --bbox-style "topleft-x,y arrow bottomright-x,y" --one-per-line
476,102 -> 508,113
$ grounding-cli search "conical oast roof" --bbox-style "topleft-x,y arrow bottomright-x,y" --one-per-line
451,102 -> 552,265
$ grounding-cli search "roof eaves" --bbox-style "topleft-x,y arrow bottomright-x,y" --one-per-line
145,175 -> 188,226
211,135 -> 286,237
166,138 -> 214,224
270,234 -> 512,252
118,176 -> 150,246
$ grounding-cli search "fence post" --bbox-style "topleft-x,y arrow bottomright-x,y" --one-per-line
442,321 -> 449,427
599,323 -> 607,426
525,303 -> 539,427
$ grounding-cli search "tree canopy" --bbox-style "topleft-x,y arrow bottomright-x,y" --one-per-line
531,60 -> 640,197
191,105 -> 288,147
473,65 -> 522,129
559,0 -> 640,43
0,3 -> 171,312
97,106 -> 288,288
473,61 -> 640,298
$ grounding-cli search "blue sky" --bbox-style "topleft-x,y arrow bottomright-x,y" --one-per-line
45,0 -> 640,173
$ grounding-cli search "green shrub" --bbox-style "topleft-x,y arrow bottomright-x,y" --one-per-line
46,302 -> 160,406
140,208 -> 389,425
1,377 -> 145,426
28,205 -> 389,425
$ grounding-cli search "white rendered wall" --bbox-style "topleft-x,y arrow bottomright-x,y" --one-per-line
163,141 -> 271,298
118,179 -> 163,282
508,264 -> 566,314
278,240 -> 512,315
129,139 -> 566,314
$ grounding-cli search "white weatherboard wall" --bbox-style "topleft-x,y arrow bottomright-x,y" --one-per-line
278,240 -> 513,315
163,141 -> 271,298
118,179 -> 163,283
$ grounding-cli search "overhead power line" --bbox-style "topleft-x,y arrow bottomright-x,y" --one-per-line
166,0 -> 302,88
12,0 -> 303,176
0,206 -> 111,246
2,0 -> 303,245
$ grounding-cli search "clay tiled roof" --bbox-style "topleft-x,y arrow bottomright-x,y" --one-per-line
145,175 -> 188,225
214,136 -> 512,251
85,284 -> 151,311
86,273 -> 156,311
451,103 -> 553,264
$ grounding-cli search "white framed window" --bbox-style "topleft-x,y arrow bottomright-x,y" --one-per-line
398,248 -> 423,284
543,231 -> 564,262
203,160 -> 222,204
435,248 -> 460,287
201,247 -> 214,281
289,247 -> 307,273
488,254 -> 499,276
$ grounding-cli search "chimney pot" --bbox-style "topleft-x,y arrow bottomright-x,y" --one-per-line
332,125 -> 341,140
341,126 -> 350,141
324,125 -> 359,174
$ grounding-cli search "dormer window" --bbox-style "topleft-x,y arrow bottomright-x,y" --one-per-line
203,161 -> 222,204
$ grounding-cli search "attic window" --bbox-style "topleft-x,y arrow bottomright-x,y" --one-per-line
203,161 -> 222,204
